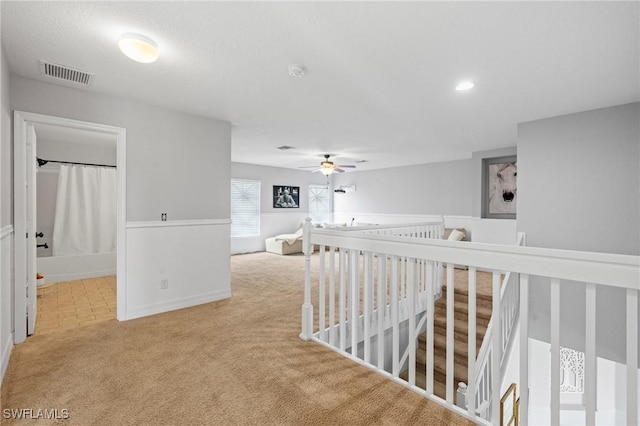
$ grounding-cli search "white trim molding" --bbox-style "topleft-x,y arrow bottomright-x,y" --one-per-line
126,289 -> 232,320
126,219 -> 231,229
0,225 -> 14,384
1,333 -> 12,384
13,111 -> 127,338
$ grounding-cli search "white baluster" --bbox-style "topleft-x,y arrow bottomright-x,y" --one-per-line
446,263 -> 455,403
319,245 -> 326,342
519,274 -> 529,426
400,257 -> 406,300
391,256 -> 400,376
550,278 -> 560,426
329,246 -> 336,346
377,254 -> 386,370
339,249 -> 346,351
364,252 -> 373,363
426,260 -> 435,394
467,266 -> 477,417
585,283 -> 596,425
350,249 -> 359,357
300,218 -> 314,340
408,258 -> 416,385
491,271 -> 501,425
627,288 -> 638,425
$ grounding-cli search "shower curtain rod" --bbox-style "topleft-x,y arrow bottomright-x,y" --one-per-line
36,157 -> 116,168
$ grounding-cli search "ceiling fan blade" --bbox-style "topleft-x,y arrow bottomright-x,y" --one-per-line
334,168 -> 346,173
298,166 -> 319,169
336,164 -> 356,168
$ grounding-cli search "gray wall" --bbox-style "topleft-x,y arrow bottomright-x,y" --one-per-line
519,103 -> 639,255
231,162 -> 328,254
10,75 -> 231,222
333,159 -> 475,216
1,48 -> 11,227
518,102 -> 640,364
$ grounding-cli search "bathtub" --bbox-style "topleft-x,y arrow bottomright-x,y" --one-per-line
37,252 -> 116,284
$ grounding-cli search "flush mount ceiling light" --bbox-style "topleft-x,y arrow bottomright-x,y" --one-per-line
455,81 -> 474,91
119,33 -> 159,63
288,65 -> 306,77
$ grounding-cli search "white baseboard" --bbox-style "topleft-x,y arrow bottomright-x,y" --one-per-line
125,289 -> 231,321
43,269 -> 117,284
1,333 -> 13,385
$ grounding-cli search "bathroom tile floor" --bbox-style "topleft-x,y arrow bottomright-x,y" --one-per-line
35,275 -> 116,336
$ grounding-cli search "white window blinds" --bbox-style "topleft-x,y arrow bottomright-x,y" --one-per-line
308,184 -> 330,224
231,179 -> 261,237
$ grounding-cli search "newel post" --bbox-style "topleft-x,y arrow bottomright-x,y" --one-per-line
300,217 -> 314,340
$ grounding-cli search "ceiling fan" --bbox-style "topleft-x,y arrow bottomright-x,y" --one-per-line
299,154 -> 356,176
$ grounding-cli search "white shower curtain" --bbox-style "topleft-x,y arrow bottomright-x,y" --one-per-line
52,164 -> 117,256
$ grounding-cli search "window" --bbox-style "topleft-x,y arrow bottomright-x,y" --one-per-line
231,179 -> 260,237
308,184 -> 330,224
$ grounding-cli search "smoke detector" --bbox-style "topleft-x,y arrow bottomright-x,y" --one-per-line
288,65 -> 306,78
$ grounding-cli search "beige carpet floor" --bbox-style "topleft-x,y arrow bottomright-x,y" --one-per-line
1,252 -> 473,426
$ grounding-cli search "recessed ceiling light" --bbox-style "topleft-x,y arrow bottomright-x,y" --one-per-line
119,33 -> 159,63
288,65 -> 306,78
455,81 -> 474,91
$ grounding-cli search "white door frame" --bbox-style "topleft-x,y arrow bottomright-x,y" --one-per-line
13,111 -> 127,343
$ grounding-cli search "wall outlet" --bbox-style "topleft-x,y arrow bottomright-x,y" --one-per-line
160,279 -> 169,289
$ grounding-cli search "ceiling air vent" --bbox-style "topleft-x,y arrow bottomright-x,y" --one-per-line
39,61 -> 94,86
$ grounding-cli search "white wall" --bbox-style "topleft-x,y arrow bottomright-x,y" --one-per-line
518,103 -> 640,364
528,338 -> 637,425
10,75 -> 233,321
125,221 -> 230,319
0,46 -> 13,383
231,162 -> 328,254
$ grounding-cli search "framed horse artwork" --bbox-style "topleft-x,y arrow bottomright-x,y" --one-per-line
482,155 -> 517,219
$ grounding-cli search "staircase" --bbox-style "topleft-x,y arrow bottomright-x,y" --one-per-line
401,269 -> 494,401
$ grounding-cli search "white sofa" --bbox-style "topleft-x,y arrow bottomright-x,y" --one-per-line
265,225 -> 304,255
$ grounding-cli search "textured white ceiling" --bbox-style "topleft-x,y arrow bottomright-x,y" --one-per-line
2,1 -> 638,171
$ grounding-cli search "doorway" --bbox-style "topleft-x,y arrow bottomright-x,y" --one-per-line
13,111 -> 126,343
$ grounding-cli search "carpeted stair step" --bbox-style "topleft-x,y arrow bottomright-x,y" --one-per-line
434,298 -> 492,323
399,270 -> 498,402
416,339 -> 471,374
441,285 -> 493,305
418,330 -> 483,365
432,313 -> 489,343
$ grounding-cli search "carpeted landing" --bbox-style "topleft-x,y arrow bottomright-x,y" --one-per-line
1,252 -> 473,425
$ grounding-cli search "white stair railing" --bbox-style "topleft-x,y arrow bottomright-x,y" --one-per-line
471,232 -> 525,420
300,219 -> 639,426
301,218 -> 445,376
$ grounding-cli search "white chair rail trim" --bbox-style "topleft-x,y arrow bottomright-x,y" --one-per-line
126,219 -> 231,229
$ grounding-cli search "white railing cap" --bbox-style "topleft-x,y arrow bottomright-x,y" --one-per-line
307,230 -> 639,290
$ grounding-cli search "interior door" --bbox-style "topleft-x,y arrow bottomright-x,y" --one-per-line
26,125 -> 37,335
